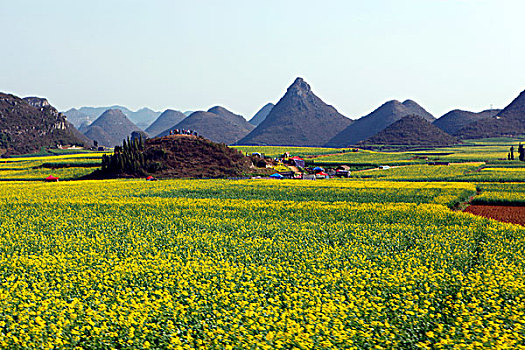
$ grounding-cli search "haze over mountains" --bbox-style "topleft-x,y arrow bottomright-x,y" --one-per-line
64,106 -> 161,129
237,78 -> 352,146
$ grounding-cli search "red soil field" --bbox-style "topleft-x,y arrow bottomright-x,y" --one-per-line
464,205 -> 525,226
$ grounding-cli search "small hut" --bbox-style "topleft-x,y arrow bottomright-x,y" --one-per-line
315,171 -> 330,179
291,156 -> 305,168
335,165 -> 351,178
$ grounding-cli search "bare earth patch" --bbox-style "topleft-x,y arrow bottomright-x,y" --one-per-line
464,205 -> 525,226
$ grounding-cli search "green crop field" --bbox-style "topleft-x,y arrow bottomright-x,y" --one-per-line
472,183 -> 525,205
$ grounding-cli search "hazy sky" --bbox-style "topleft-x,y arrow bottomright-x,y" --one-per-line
1,0 -> 524,120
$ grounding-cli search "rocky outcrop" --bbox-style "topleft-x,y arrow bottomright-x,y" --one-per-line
237,78 -> 352,146
0,93 -> 89,155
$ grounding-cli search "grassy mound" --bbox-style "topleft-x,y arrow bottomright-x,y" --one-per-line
92,135 -> 266,179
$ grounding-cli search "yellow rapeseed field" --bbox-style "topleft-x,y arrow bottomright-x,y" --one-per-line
0,179 -> 523,349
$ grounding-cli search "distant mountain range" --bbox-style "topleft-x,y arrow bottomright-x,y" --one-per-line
4,82 -> 525,155
249,103 -> 274,126
64,106 -> 161,129
433,109 -> 501,135
59,83 -> 525,149
326,99 -> 434,147
82,109 -> 143,147
0,93 -> 89,155
237,78 -> 352,146
360,115 -> 458,146
157,106 -> 254,144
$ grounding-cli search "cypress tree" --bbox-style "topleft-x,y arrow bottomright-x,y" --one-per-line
101,154 -> 108,171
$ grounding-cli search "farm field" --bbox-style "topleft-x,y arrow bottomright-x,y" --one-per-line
232,146 -> 349,158
0,179 -> 525,349
0,167 -> 95,180
352,163 -> 525,183
353,163 -> 483,181
0,140 -> 525,349
304,150 -> 422,166
464,205 -> 525,226
129,179 -> 476,207
296,137 -> 525,167
0,153 -> 106,180
2,137 -> 524,182
473,183 -> 525,205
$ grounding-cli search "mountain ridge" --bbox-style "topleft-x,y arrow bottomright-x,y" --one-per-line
360,115 -> 458,146
156,106 -> 254,144
455,90 -> 525,139
145,109 -> 186,137
249,103 -> 274,126
326,99 -> 434,147
433,109 -> 501,135
64,105 -> 161,129
82,109 -> 143,147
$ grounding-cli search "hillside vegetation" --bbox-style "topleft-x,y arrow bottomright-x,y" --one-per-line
96,134 -> 262,179
0,93 -> 89,156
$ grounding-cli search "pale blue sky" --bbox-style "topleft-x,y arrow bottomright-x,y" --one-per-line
1,0 -> 524,119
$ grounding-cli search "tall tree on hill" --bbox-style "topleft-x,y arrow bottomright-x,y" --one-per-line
519,143 -> 525,162
510,146 -> 514,160
101,135 -> 145,174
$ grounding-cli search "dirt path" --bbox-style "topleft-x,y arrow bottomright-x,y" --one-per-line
464,205 -> 525,226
